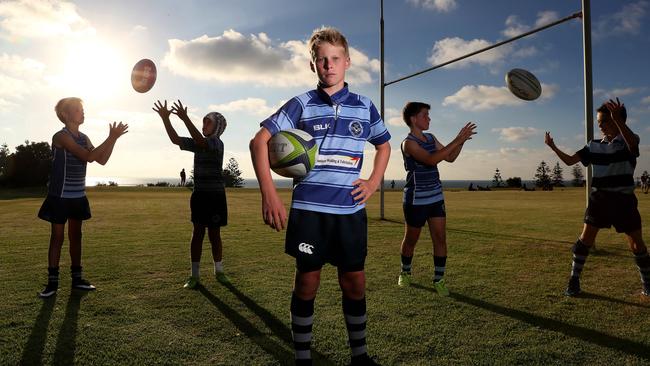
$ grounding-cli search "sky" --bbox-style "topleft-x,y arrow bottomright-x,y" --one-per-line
1,0 -> 649,184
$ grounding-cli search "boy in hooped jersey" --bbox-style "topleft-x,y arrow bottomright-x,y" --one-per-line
250,27 -> 390,366
545,98 -> 649,296
38,97 -> 128,298
397,102 -> 476,294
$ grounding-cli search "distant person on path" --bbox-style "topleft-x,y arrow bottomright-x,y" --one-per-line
250,27 -> 390,365
397,101 -> 476,296
154,100 -> 229,289
180,168 -> 186,186
391,180 -> 395,189
641,173 -> 649,194
38,97 -> 128,298
545,98 -> 649,297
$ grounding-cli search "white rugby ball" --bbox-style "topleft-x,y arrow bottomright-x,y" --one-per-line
506,68 -> 542,101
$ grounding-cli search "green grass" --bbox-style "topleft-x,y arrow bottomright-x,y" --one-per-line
1,187 -> 650,365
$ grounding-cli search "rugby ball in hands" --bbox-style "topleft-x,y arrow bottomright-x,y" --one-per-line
506,68 -> 542,101
268,129 -> 317,178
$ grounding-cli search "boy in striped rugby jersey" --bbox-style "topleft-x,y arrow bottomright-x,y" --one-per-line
545,98 -> 648,296
38,97 -> 128,298
250,26 -> 390,366
397,102 -> 476,294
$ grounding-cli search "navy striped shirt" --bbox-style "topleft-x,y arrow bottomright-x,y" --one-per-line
47,128 -> 88,198
179,135 -> 225,192
577,134 -> 639,194
402,133 -> 444,205
261,83 -> 391,214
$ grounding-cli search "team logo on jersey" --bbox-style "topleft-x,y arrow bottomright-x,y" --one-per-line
298,242 -> 314,255
348,121 -> 363,137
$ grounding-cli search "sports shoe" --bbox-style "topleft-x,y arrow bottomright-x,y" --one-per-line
642,284 -> 650,297
433,279 -> 449,297
397,272 -> 411,287
349,354 -> 381,366
215,272 -> 230,284
38,283 -> 58,298
184,276 -> 199,289
72,278 -> 96,291
565,277 -> 581,296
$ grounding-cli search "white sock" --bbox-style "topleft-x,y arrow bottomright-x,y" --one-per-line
191,262 -> 200,278
214,261 -> 223,274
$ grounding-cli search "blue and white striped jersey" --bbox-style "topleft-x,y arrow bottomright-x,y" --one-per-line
401,133 -> 443,205
47,128 -> 88,198
261,83 -> 391,214
577,134 -> 639,194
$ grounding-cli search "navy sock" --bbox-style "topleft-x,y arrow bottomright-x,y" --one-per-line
570,239 -> 591,279
634,250 -> 650,288
342,296 -> 367,358
400,255 -> 413,273
433,256 -> 447,282
290,293 -> 314,363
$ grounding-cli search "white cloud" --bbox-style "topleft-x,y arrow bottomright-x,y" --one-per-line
535,11 -> 559,27
443,83 -> 557,111
492,127 -> 542,142
502,15 -> 528,38
385,108 -> 403,126
594,1 -> 649,39
594,87 -> 642,99
208,98 -> 282,118
406,0 -> 457,12
0,0 -> 95,41
0,53 -> 45,112
642,96 -> 650,104
162,29 -> 379,87
428,37 -> 512,68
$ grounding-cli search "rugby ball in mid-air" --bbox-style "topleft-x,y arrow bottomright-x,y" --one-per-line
506,68 -> 542,101
131,59 -> 157,93
268,129 -> 318,178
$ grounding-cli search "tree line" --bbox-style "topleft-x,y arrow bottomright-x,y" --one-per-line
0,141 -> 244,188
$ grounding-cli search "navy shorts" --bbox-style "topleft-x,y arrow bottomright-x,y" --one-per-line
38,195 -> 91,224
584,190 -> 641,233
285,208 -> 367,273
190,190 -> 228,228
403,201 -> 446,228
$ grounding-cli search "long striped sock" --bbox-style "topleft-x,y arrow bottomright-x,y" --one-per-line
70,265 -> 82,281
342,296 -> 367,359
191,262 -> 200,278
634,250 -> 650,289
48,267 -> 59,286
400,255 -> 413,273
433,256 -> 447,282
570,239 -> 591,279
290,292 -> 314,364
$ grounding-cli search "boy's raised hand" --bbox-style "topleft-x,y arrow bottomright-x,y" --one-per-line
457,122 -> 477,142
171,100 -> 190,121
544,131 -> 556,148
152,100 -> 172,119
109,121 -> 129,139
606,97 -> 625,125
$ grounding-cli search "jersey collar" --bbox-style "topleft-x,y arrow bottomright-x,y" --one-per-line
316,82 -> 350,106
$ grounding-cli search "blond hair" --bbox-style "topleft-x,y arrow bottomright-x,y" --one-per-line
55,97 -> 83,123
308,26 -> 349,61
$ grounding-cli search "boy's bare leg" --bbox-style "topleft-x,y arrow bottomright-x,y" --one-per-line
188,224 -> 206,281
47,223 -> 65,268
207,227 -> 223,263
399,225 -> 421,280
566,224 -> 599,296
68,219 -> 82,267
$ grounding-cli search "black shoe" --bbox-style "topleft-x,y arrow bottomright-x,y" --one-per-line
565,277 -> 581,296
38,283 -> 58,298
72,278 -> 96,291
349,354 -> 380,366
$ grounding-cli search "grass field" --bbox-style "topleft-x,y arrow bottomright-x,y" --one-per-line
1,187 -> 650,365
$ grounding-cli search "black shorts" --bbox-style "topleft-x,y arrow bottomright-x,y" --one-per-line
584,190 -> 641,233
403,201 -> 446,228
38,195 -> 91,224
190,190 -> 228,228
285,208 -> 367,273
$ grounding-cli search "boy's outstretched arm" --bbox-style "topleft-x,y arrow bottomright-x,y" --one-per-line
172,100 -> 208,149
608,98 -> 639,156
406,122 -> 476,166
544,132 -> 580,165
153,100 -> 181,145
54,122 -> 128,165
351,141 -> 391,205
250,127 -> 287,231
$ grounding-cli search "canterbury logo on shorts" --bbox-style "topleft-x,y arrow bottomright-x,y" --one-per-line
298,242 -> 314,255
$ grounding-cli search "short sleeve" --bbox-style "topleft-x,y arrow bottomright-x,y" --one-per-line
179,137 -> 197,152
576,145 -> 590,166
367,102 -> 391,145
260,97 -> 303,135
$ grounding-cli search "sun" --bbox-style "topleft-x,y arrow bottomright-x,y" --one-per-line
59,39 -> 128,102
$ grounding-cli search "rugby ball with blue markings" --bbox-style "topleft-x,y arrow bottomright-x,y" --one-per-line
506,68 -> 542,101
268,129 -> 318,178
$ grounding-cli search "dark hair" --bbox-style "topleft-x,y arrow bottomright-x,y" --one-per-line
402,102 -> 430,126
597,102 -> 626,123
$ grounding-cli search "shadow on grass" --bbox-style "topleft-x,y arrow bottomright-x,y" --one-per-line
220,282 -> 334,366
20,295 -> 57,365
53,290 -> 88,365
198,285 -> 297,365
412,283 -> 650,360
